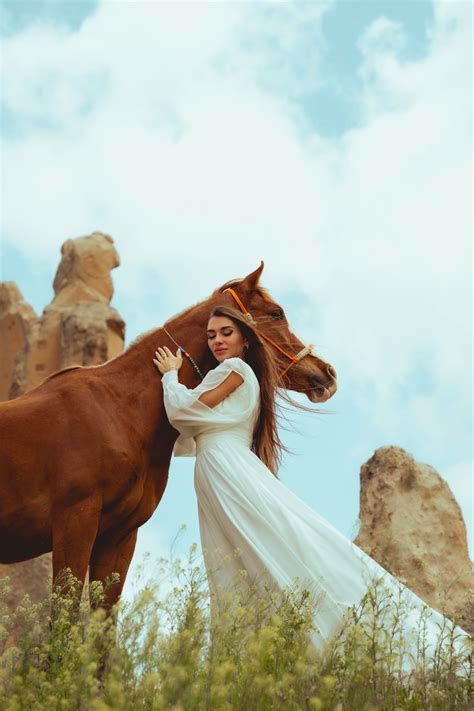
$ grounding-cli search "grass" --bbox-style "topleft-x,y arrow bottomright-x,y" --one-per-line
0,543 -> 472,711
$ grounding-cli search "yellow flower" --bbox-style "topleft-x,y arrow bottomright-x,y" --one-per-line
322,674 -> 337,690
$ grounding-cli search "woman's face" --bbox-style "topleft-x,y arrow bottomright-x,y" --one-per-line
207,315 -> 248,363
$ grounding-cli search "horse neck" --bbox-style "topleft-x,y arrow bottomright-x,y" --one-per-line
100,304 -> 211,429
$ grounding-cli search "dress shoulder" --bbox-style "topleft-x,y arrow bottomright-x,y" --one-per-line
212,357 -> 259,389
196,358 -> 258,396
216,357 -> 255,379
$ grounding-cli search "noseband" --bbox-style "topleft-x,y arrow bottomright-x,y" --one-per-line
224,288 -> 314,380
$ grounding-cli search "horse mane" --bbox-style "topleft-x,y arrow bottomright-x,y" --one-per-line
126,278 -> 271,352
103,278 -> 274,358
38,280 -> 274,379
44,365 -> 83,381
125,298 -> 204,351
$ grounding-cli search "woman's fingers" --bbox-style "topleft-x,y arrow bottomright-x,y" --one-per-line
154,345 -> 182,370
155,346 -> 177,359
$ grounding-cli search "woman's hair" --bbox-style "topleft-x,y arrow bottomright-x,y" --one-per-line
207,305 -> 286,477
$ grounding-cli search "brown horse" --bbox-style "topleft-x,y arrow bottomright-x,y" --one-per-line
0,263 -> 337,608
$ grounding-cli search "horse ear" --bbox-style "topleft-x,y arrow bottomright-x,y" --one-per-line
241,261 -> 264,293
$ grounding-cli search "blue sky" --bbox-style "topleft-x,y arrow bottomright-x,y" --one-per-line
1,1 -> 471,597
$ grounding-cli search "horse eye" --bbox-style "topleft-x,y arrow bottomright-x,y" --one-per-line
271,308 -> 284,320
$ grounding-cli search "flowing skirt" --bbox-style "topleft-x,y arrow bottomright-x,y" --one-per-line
193,438 -> 471,675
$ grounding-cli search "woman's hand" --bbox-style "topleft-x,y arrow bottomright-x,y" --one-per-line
153,346 -> 183,374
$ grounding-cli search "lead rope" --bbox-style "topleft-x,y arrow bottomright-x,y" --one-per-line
162,325 -> 205,380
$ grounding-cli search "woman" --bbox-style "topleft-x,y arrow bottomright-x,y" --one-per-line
153,306 -> 471,669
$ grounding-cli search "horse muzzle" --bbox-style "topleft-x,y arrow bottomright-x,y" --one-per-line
309,372 -> 337,403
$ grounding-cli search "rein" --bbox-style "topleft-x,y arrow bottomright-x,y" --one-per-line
162,288 -> 314,382
224,288 -> 314,380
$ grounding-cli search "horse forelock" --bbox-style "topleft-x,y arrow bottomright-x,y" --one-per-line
217,278 -> 272,304
257,286 -> 273,303
216,277 -> 242,293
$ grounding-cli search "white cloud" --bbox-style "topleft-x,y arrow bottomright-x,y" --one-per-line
311,3 -> 471,429
2,0 -> 334,294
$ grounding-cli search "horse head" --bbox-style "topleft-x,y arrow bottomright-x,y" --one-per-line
210,262 -> 337,404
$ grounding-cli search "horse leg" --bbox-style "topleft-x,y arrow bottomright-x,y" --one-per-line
51,496 -> 101,606
86,530 -> 137,677
89,528 -> 138,612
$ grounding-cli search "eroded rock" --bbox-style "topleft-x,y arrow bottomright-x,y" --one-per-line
355,446 -> 473,633
3,232 -> 124,398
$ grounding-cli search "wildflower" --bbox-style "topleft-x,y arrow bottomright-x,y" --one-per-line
322,674 -> 337,690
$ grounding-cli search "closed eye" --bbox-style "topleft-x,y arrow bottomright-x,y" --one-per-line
208,330 -> 233,339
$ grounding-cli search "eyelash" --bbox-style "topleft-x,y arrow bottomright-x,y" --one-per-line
208,330 -> 232,339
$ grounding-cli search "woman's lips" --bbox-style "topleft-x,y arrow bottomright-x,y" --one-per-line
215,348 -> 227,354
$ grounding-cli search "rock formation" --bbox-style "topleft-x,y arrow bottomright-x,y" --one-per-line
0,283 -> 37,403
0,231 -> 125,607
355,445 -> 473,633
1,231 -> 125,400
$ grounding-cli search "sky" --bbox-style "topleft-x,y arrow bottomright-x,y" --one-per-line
1,0 -> 472,599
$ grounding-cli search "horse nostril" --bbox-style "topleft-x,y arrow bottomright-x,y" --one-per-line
326,365 -> 337,380
310,376 -> 326,396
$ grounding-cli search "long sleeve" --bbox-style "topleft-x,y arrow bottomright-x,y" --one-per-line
161,358 -> 259,457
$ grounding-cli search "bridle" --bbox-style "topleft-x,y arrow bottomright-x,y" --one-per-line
223,288 -> 314,380
162,287 -> 314,382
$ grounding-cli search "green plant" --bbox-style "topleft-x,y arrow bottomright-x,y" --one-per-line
0,544 -> 471,711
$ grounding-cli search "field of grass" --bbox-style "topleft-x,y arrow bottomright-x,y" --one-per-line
0,544 -> 472,711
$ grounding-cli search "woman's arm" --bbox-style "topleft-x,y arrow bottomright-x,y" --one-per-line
197,371 -> 244,408
154,345 -> 244,408
155,347 -> 251,437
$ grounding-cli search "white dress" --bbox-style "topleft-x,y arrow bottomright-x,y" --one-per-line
161,357 -> 471,671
